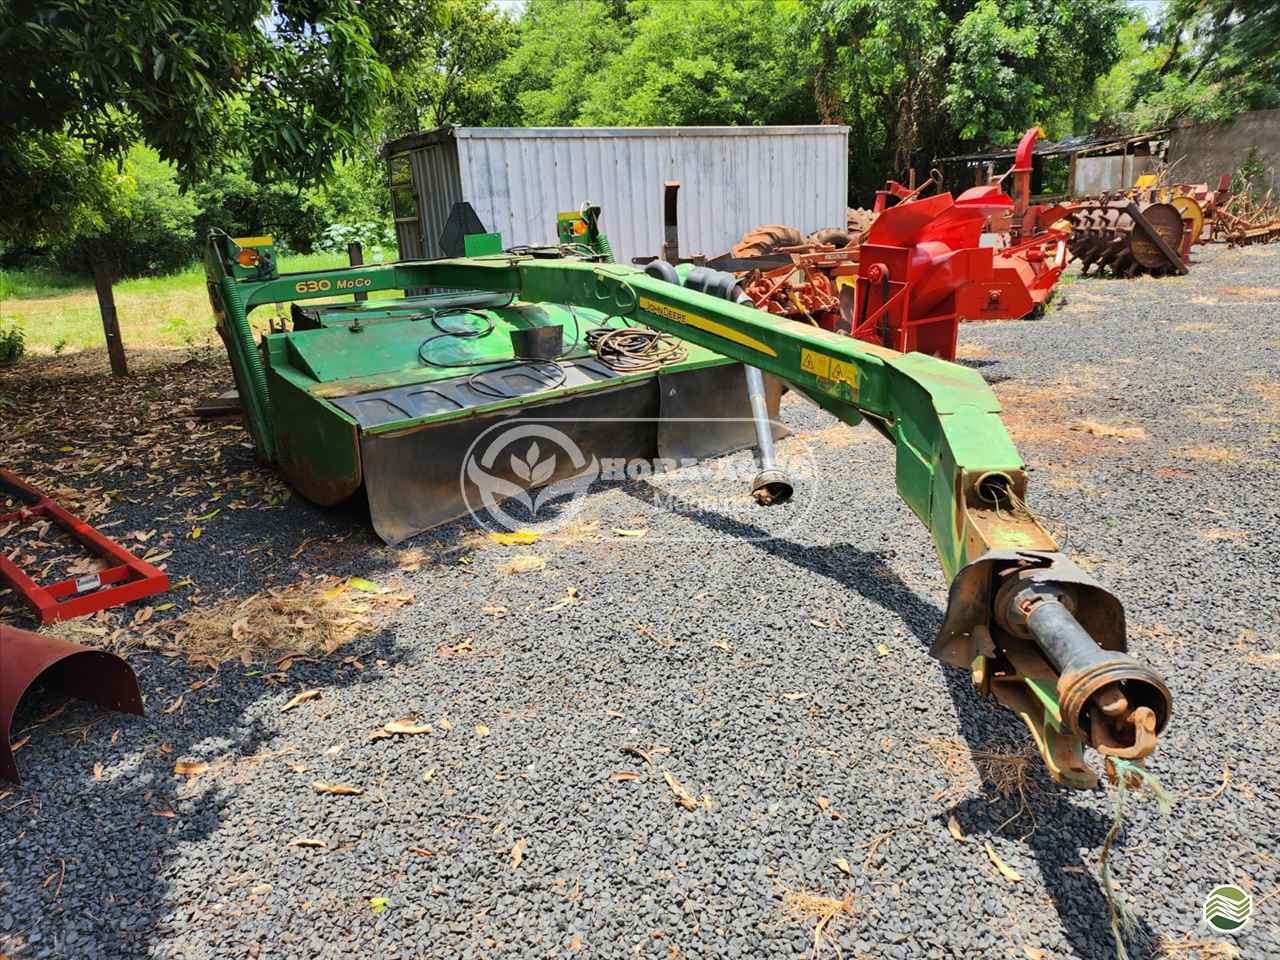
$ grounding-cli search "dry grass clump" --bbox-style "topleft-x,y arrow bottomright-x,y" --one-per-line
1154,934 -> 1241,959
172,575 -> 412,665
782,889 -> 856,959
1071,419 -> 1146,440
924,737 -> 1036,801
923,737 -> 1039,831
1173,445 -> 1242,464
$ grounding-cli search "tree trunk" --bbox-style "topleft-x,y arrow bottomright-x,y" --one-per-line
91,254 -> 128,377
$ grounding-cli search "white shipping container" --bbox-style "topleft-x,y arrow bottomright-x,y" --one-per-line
386,126 -> 851,264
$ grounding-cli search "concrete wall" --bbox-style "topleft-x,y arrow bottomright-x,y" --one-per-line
1167,108 -> 1280,191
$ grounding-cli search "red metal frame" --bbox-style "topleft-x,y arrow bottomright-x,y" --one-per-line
0,469 -> 168,623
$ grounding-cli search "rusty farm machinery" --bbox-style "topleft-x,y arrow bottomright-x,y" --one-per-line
684,129 -> 1072,362
190,217 -> 1175,791
0,470 -> 161,782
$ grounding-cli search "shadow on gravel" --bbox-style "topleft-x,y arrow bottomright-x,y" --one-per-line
3,622 -> 404,959
622,483 -> 1153,960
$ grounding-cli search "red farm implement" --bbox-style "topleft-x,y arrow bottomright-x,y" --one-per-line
0,469 -> 168,624
731,129 -> 1070,362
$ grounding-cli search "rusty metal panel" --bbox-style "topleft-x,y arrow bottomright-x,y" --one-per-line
401,127 -> 849,265
1073,155 -> 1160,195
408,137 -> 465,259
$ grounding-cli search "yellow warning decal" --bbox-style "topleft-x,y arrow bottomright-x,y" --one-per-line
232,235 -> 274,248
637,297 -> 779,358
800,349 -> 859,392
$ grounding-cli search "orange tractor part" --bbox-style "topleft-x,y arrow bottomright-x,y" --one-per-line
834,186 -> 1047,359
1,623 -> 143,783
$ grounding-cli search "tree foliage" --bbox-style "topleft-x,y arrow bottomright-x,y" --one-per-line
1,0 -> 390,190
1107,0 -> 1280,126
379,0 -> 521,137
808,0 -> 1127,197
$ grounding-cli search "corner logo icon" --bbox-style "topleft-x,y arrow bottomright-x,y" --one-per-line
1203,884 -> 1252,932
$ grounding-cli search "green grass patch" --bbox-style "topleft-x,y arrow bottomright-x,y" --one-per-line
0,250 -> 402,355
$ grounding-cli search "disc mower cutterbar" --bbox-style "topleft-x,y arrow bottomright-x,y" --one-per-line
0,624 -> 144,783
207,247 -> 1174,787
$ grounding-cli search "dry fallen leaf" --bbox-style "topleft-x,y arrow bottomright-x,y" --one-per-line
947,814 -> 966,843
409,847 -> 434,857
1022,948 -> 1048,960
663,770 -> 697,811
422,768 -> 437,783
475,723 -> 491,737
613,528 -> 648,538
816,796 -> 830,811
311,781 -> 363,796
488,530 -> 539,545
280,688 -> 321,713
834,857 -> 853,877
163,695 -> 184,715
93,762 -> 105,781
875,643 -> 891,656
569,933 -> 583,951
287,837 -> 327,849
511,837 -> 527,870
370,716 -> 434,740
287,762 -> 307,774
782,692 -> 807,701
611,771 -> 641,782
439,715 -> 454,731
985,841 -> 1023,882
173,761 -> 210,778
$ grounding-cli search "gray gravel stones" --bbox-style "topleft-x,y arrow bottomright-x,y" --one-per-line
2,243 -> 1279,959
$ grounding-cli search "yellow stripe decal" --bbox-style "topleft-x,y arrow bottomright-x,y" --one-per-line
637,297 -> 779,358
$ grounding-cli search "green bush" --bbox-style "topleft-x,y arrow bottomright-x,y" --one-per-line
307,158 -> 394,254
193,167 -> 325,255
0,319 -> 25,366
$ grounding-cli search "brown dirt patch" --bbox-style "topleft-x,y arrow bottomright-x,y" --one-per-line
1197,528 -> 1250,544
1070,419 -> 1146,440
954,342 -> 993,360
1174,445 -> 1242,464
1218,285 -> 1280,302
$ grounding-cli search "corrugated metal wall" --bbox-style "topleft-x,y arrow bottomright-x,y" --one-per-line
407,138 -> 465,258
1073,155 -> 1159,195
400,127 -> 849,264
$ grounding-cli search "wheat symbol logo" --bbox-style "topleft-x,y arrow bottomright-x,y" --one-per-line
1203,884 -> 1252,932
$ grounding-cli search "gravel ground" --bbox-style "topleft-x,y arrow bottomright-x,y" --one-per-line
2,242 -> 1278,960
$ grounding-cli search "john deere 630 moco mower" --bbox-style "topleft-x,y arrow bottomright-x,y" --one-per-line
204,206 -> 787,544
205,205 -> 1173,790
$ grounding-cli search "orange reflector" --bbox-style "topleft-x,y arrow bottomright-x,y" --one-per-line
237,248 -> 260,268
572,220 -> 587,236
